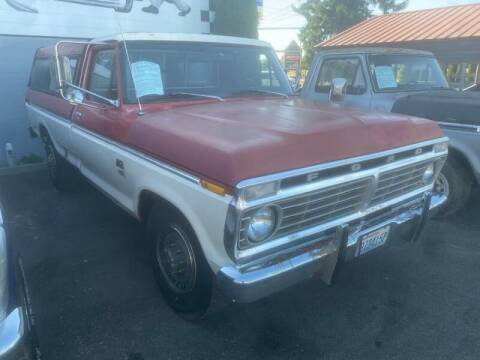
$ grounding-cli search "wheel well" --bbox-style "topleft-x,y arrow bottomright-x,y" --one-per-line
448,147 -> 474,181
138,190 -> 186,224
38,124 -> 49,143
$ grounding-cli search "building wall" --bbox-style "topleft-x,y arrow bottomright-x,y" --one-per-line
0,0 -> 212,168
0,36 -> 57,166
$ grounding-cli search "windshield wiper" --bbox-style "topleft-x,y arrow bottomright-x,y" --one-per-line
169,92 -> 224,101
232,89 -> 289,98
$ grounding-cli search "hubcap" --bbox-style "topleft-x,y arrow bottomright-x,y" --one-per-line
434,173 -> 450,198
156,226 -> 197,294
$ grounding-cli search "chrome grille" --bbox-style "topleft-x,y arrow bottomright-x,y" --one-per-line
372,162 -> 430,205
274,179 -> 371,239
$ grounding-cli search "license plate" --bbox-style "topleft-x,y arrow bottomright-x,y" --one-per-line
359,226 -> 390,256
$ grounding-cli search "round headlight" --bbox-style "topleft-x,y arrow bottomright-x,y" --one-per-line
246,206 -> 277,243
423,163 -> 435,184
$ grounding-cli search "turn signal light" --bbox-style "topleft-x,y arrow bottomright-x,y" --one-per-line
201,180 -> 226,196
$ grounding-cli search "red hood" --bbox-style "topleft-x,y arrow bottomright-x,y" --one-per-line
126,98 -> 443,187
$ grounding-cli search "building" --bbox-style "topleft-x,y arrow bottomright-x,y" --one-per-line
0,0 -> 214,168
318,3 -> 480,90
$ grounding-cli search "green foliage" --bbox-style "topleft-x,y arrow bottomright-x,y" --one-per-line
294,0 -> 408,68
212,0 -> 259,39
16,153 -> 44,166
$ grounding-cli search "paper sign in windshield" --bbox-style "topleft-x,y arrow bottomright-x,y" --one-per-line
131,61 -> 164,98
374,66 -> 398,89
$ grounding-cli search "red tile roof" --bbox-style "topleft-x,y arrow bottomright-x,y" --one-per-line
319,3 -> 480,48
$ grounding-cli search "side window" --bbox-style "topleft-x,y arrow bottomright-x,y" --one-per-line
316,58 -> 366,95
259,54 -> 281,88
29,58 -> 60,95
88,49 -> 118,101
239,52 -> 282,90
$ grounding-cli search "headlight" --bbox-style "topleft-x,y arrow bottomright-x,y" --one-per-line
422,163 -> 435,184
246,206 -> 278,243
433,142 -> 448,153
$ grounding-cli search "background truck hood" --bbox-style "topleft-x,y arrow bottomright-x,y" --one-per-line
392,89 -> 480,126
127,98 -> 442,187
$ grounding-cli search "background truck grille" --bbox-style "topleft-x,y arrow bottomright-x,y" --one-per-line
371,162 -> 430,205
274,179 -> 371,238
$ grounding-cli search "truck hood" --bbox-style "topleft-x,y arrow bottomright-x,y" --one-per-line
392,89 -> 480,126
127,98 -> 442,187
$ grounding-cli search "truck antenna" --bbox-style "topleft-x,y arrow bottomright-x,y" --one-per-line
116,22 -> 144,116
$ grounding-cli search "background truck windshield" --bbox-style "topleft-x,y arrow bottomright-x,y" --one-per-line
368,54 -> 449,92
121,42 -> 292,103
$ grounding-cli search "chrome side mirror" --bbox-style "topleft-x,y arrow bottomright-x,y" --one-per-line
66,88 -> 85,105
329,78 -> 347,103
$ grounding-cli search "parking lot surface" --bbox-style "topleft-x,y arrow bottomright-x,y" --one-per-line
1,169 -> 480,360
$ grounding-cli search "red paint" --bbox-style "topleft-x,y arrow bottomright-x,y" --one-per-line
26,89 -> 75,120
126,97 -> 443,187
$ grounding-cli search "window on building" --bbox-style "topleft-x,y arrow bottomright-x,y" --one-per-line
316,58 -> 366,94
88,49 -> 118,101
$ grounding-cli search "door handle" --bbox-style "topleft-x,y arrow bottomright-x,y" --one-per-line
74,111 -> 83,120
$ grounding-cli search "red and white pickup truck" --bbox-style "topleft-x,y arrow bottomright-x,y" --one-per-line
26,33 -> 448,316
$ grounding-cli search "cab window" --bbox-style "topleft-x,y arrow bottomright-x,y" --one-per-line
316,58 -> 366,95
29,57 -> 60,95
88,49 -> 118,101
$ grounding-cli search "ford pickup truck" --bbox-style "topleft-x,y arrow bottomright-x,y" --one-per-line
26,34 -> 448,316
301,47 -> 480,217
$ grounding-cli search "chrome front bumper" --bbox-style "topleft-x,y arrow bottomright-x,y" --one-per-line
217,193 -> 431,303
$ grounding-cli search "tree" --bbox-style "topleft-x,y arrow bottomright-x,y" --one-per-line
212,0 -> 259,39
294,0 -> 408,67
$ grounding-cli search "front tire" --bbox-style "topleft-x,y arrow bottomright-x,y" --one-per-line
434,157 -> 472,218
147,204 -> 213,318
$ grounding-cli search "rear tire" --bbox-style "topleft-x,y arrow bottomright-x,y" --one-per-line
147,204 -> 213,318
43,136 -> 79,192
434,157 -> 472,218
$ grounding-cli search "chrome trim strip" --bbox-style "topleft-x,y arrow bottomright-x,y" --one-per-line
0,308 -> 24,357
236,137 -> 449,189
438,122 -> 480,133
240,151 -> 446,210
26,103 -> 200,185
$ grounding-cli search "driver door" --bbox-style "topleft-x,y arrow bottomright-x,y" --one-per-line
70,45 -> 130,202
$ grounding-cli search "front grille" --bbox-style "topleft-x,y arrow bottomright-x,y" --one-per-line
371,162 -> 430,205
270,178 -> 370,239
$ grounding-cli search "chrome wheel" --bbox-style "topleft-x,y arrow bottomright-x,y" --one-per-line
435,172 -> 450,198
155,225 -> 197,294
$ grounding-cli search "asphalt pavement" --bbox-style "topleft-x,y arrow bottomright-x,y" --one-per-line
1,169 -> 479,360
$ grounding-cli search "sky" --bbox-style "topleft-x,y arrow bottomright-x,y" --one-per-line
258,0 -> 480,52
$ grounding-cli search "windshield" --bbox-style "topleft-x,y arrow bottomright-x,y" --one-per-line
121,42 -> 292,103
368,54 -> 449,92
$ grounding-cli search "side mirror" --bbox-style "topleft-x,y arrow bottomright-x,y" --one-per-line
329,78 -> 347,103
65,88 -> 84,105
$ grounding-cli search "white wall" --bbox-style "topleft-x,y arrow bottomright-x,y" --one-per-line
0,0 -> 211,168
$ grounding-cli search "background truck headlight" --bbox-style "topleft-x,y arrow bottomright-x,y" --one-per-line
246,206 -> 278,243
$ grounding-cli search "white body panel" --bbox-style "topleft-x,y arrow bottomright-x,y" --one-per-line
27,103 -> 234,272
